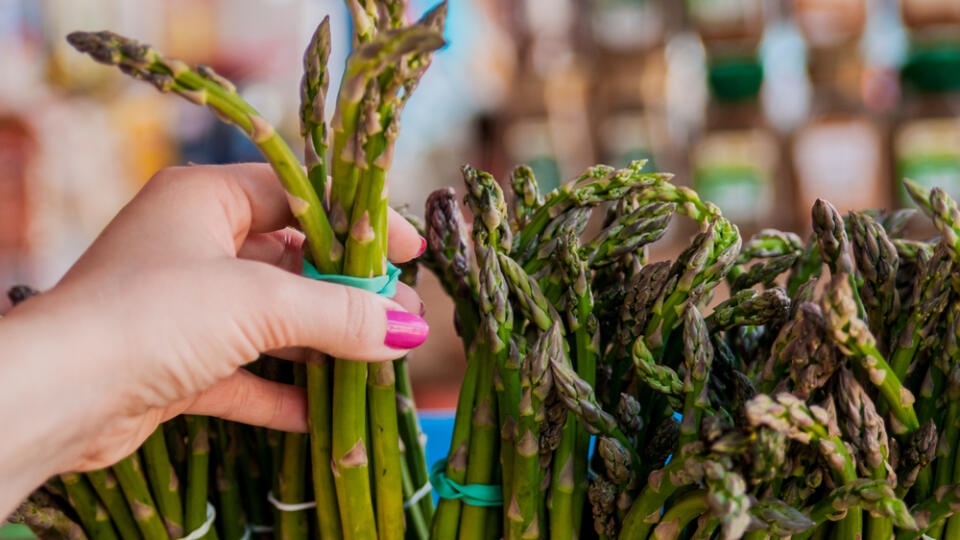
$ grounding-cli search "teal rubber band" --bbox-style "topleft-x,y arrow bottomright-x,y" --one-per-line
301,258 -> 401,298
429,458 -> 503,507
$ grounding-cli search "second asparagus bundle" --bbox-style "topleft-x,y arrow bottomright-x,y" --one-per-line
414,161 -> 960,540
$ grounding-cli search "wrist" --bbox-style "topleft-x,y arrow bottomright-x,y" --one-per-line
0,299 -> 112,517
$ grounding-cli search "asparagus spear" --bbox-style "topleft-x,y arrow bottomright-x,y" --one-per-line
85,469 -> 141,540
277,366 -> 309,540
426,189 -> 485,539
461,164 -> 519,535
10,491 -> 88,540
834,367 -> 895,540
113,452 -> 171,540
505,324 -> 558,539
509,165 -> 542,233
66,31 -> 340,274
821,275 -> 919,434
848,211 -> 900,346
214,422 -> 246,540
183,416 -> 214,540
141,427 -> 184,537
60,472 -> 119,540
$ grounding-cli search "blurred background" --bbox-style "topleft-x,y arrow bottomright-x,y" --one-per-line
0,0 -> 958,408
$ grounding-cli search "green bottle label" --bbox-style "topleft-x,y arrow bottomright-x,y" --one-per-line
895,118 -> 960,205
692,129 -> 776,223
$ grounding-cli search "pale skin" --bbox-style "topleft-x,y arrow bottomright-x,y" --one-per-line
0,163 -> 428,518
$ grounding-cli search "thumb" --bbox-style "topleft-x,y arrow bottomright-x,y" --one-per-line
229,260 -> 429,363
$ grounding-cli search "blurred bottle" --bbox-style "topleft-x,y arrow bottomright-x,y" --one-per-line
497,0 -> 593,192
900,0 -> 960,35
893,0 -> 960,205
591,0 -> 667,171
687,0 -> 765,52
790,0 -> 887,224
692,56 -> 783,229
0,114 -> 35,287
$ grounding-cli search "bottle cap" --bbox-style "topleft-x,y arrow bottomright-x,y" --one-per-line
707,57 -> 764,102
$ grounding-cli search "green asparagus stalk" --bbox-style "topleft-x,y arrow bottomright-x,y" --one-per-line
848,211 -> 900,346
395,357 -> 434,525
300,16 -> 331,199
10,491 -> 88,540
506,324 -> 557,539
462,165 -> 519,523
183,416 -> 214,540
901,484 -> 960,540
821,275 -> 919,434
834,367 -> 895,540
299,21 -> 343,538
649,489 -> 708,540
277,366 -> 308,540
85,469 -> 141,540
141,427 -> 184,537
60,472 -> 119,540
330,11 -> 446,538
65,31 -> 339,274
509,165 -> 542,233
426,188 -> 485,538
113,453 -> 170,540
214,422 -> 245,540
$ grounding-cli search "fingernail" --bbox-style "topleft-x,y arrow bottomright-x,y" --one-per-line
417,236 -> 427,257
385,310 -> 429,349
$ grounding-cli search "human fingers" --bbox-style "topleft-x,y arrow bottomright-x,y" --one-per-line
387,207 -> 425,263
177,369 -> 307,432
392,282 -> 424,318
225,260 -> 430,362
237,229 -> 305,273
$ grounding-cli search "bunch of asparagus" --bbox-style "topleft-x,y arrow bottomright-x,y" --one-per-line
413,163 -> 960,540
10,2 -> 445,539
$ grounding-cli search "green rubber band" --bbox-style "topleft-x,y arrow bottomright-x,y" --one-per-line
301,258 -> 401,298
429,458 -> 503,507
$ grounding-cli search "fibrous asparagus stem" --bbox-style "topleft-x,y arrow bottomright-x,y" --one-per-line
462,165 -> 519,515
821,275 -> 919,434
456,345 -> 499,540
431,344 -> 482,539
113,453 -> 171,540
10,492 -> 88,540
86,469 -> 141,540
277,366 -> 309,540
300,17 -> 332,198
506,325 -> 556,539
65,30 -> 340,274
60,472 -> 119,540
395,357 -> 434,525
306,351 -> 342,539
183,416 -> 215,540
141,427 -> 184,537
214,422 -> 245,540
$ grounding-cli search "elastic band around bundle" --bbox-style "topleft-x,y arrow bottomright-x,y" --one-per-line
176,502 -> 216,540
302,258 -> 402,297
403,480 -> 433,509
267,490 -> 317,512
429,458 -> 503,507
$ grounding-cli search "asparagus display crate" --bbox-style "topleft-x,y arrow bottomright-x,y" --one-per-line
11,1 -> 960,539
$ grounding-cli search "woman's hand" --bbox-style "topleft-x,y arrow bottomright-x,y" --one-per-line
0,163 -> 428,512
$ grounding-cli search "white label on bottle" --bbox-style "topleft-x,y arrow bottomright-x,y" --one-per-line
895,117 -> 960,203
692,128 -> 777,224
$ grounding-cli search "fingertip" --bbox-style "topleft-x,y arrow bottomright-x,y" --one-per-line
384,309 -> 430,351
387,209 -> 425,263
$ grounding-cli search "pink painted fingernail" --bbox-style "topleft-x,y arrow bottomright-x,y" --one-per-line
417,236 -> 427,257
385,310 -> 430,349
